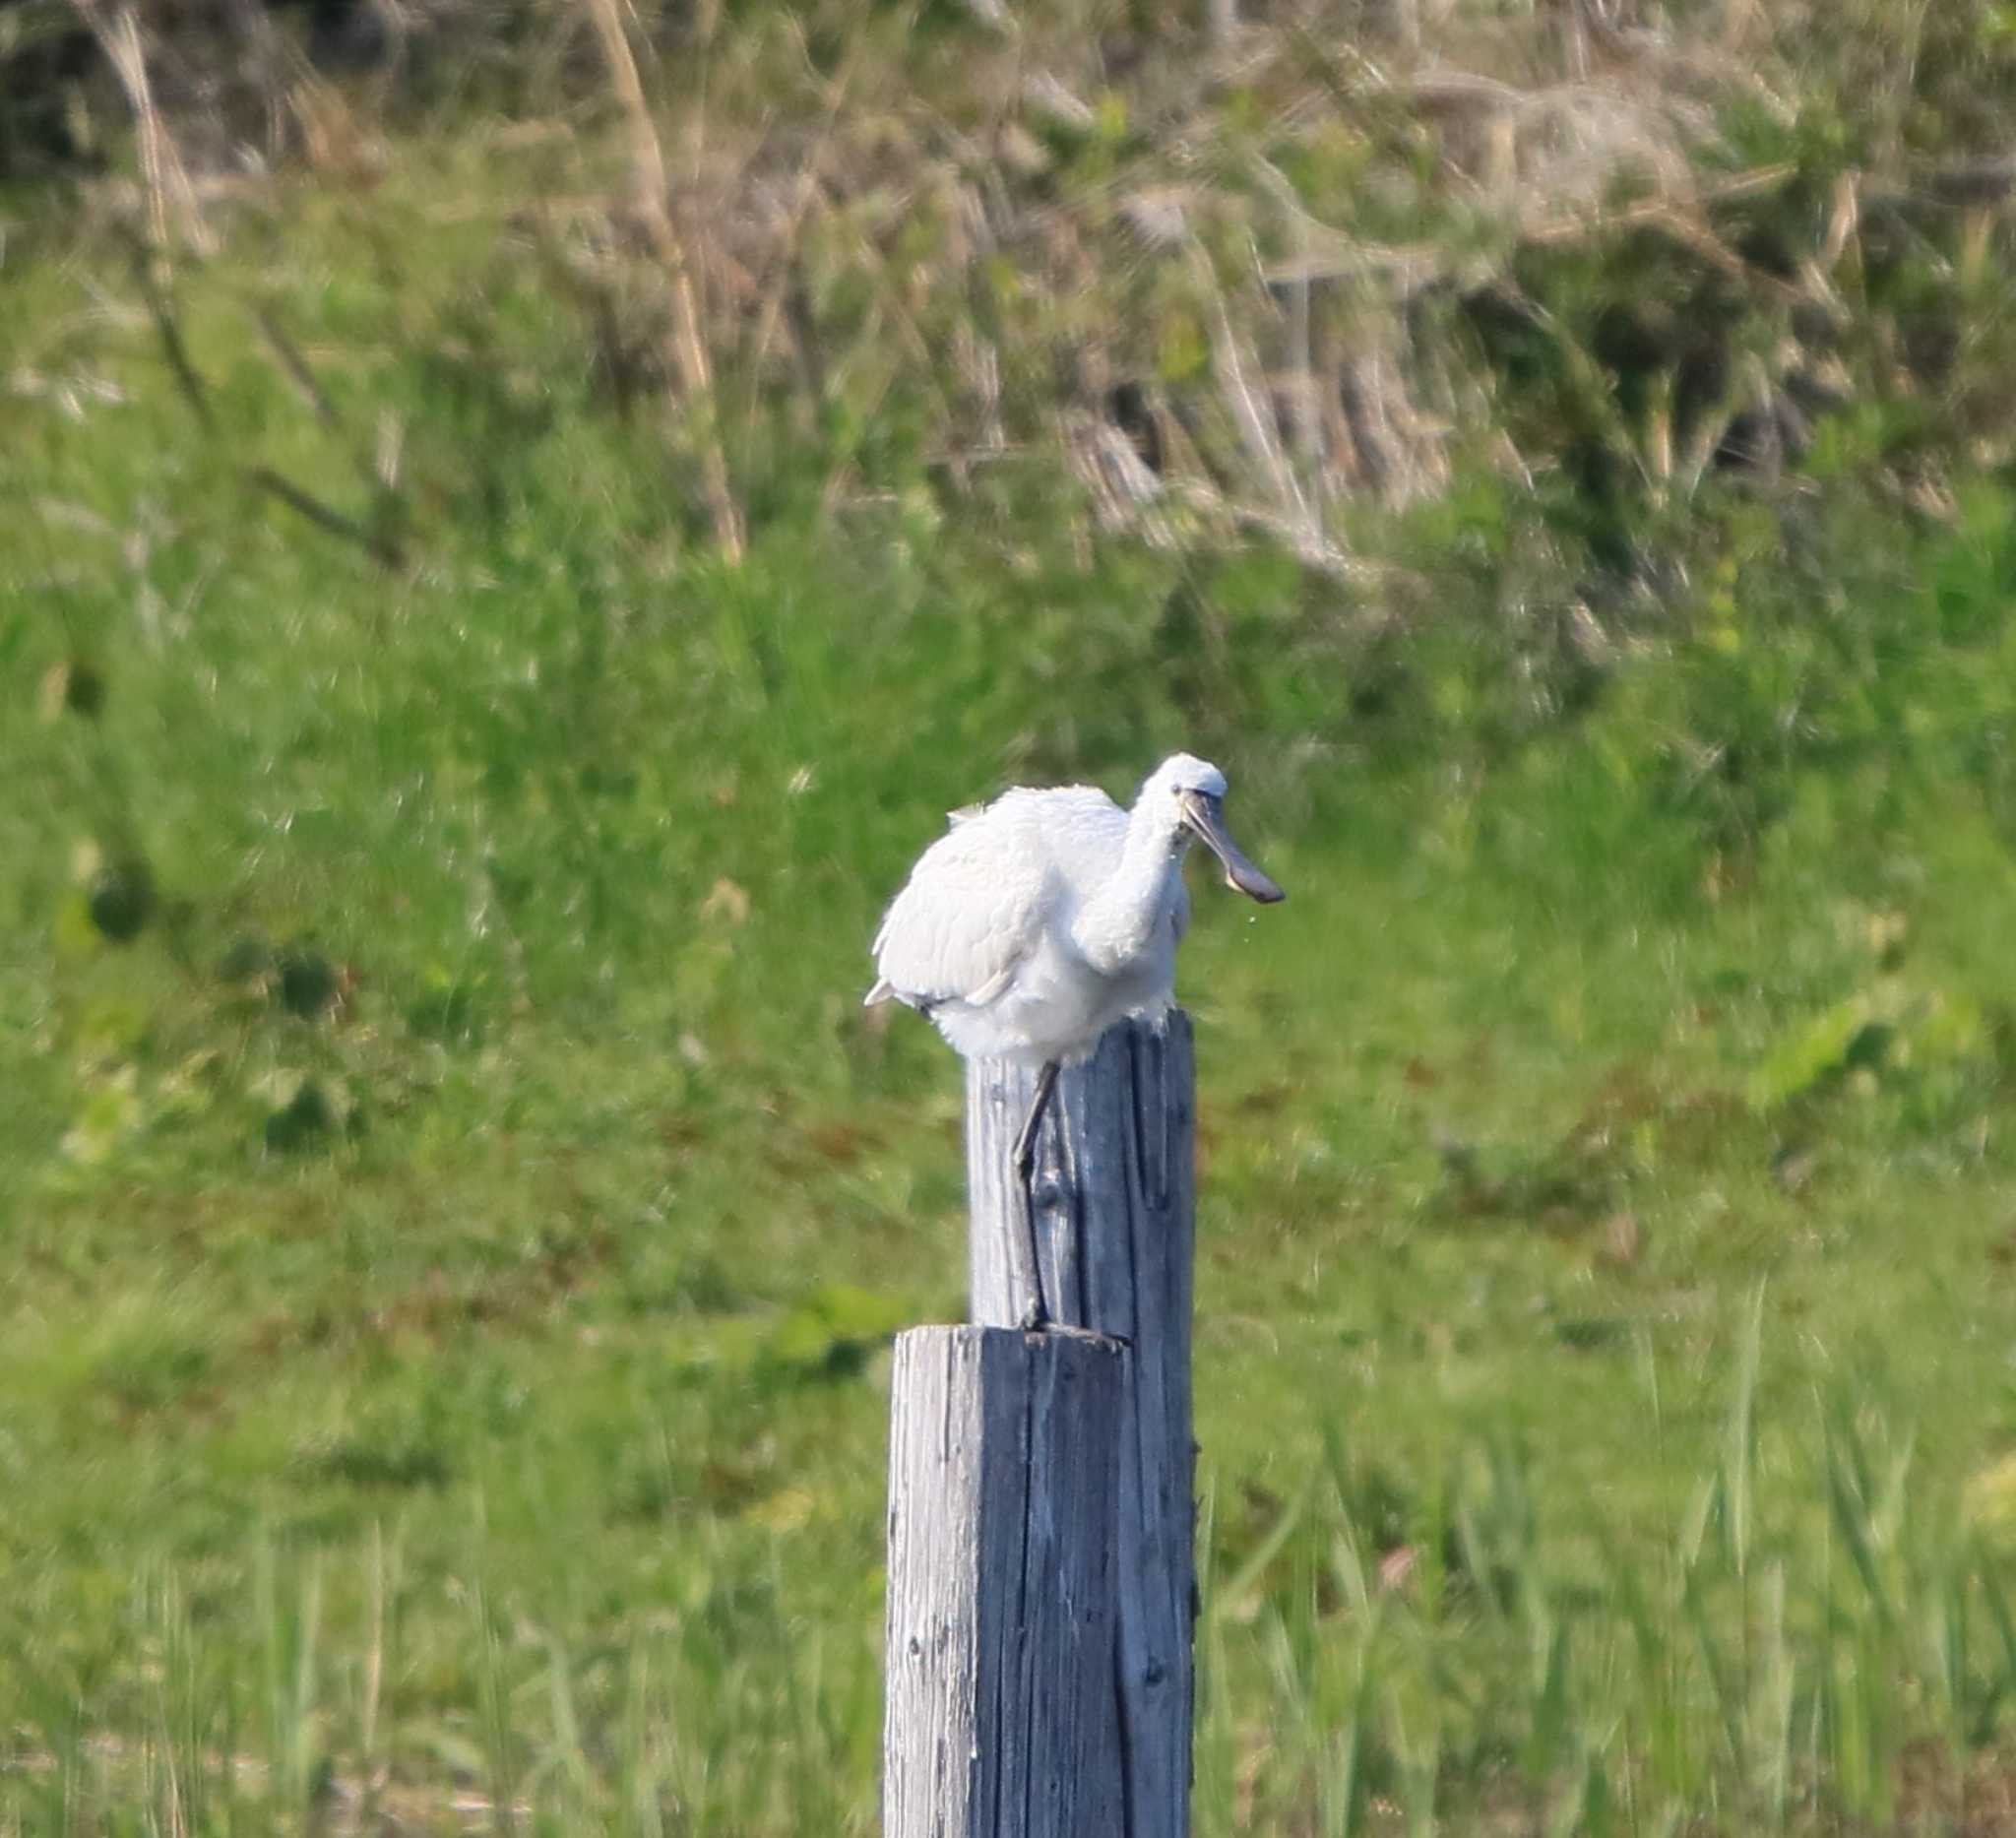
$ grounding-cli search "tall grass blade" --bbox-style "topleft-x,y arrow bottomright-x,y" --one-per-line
1726,1283 -> 1764,1579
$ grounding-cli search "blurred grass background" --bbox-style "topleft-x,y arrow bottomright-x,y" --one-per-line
10,0 -> 2016,1829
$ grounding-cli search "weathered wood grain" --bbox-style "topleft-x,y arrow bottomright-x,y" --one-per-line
963,1014 -> 1198,1838
882,1325 -> 1126,1838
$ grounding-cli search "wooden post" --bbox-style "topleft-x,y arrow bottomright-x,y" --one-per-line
964,1014 -> 1197,1838
883,1326 -> 1127,1838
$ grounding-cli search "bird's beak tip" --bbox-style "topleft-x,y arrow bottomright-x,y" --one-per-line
1226,867 -> 1286,903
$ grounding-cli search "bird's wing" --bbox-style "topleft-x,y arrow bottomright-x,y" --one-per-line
869,801 -> 1056,1010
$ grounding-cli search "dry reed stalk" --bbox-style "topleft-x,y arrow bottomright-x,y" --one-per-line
581,0 -> 745,563
1195,251 -> 1326,559
71,0 -> 216,258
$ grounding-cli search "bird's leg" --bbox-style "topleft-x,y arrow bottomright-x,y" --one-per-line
1010,1061 -> 1061,1332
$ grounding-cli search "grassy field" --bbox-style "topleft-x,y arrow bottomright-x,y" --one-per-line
10,7 -> 2016,1831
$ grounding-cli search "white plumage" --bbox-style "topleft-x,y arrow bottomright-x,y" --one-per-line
866,751 -> 1283,1328
865,752 -> 1283,1069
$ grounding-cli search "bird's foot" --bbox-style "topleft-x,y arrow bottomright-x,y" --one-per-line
1019,1299 -> 1051,1334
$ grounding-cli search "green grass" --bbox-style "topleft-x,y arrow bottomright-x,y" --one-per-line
9,99 -> 2016,1836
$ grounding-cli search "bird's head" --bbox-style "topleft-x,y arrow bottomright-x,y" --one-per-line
1143,753 -> 1286,904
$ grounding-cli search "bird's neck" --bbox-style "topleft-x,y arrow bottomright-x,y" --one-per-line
1075,807 -> 1185,975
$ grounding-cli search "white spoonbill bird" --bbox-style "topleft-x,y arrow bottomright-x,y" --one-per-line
865,752 -> 1285,1328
